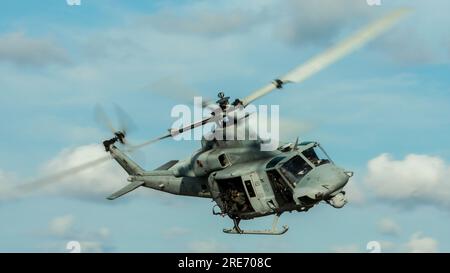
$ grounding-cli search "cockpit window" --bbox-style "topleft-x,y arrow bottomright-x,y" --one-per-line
266,156 -> 285,169
302,146 -> 331,166
303,148 -> 319,162
279,155 -> 312,184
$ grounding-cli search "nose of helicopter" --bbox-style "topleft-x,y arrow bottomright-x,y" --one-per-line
294,164 -> 352,206
327,166 -> 352,191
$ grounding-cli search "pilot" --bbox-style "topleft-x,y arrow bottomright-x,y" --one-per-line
307,155 -> 320,166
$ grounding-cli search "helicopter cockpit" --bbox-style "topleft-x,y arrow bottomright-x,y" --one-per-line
279,155 -> 311,185
267,142 -> 333,186
301,142 -> 333,167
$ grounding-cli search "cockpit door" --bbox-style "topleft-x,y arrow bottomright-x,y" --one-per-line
241,173 -> 272,214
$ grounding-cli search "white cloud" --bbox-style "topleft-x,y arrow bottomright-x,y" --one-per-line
97,227 -> 111,239
137,0 -> 449,65
163,227 -> 190,239
76,241 -> 108,253
345,180 -> 366,205
365,153 -> 450,208
147,76 -> 208,104
187,239 -> 229,253
279,118 -> 313,140
331,244 -> 360,253
372,1 -> 450,65
332,241 -> 395,253
1,143 -> 167,203
141,0 -> 372,48
405,232 -> 438,253
145,6 -> 263,38
46,215 -> 113,253
49,214 -> 75,237
0,170 -> 20,201
0,32 -> 70,67
379,240 -> 396,252
0,145 -> 128,202
378,218 -> 401,236
328,233 -> 440,253
39,144 -> 127,200
274,0 -> 372,47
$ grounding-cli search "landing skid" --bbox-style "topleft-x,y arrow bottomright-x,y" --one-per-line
223,214 -> 289,235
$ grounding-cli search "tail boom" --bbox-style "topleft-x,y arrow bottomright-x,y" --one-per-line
106,144 -> 210,199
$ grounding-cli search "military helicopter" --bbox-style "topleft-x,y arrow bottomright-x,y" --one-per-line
20,9 -> 408,235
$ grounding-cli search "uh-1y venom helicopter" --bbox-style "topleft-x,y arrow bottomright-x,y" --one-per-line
22,9 -> 408,235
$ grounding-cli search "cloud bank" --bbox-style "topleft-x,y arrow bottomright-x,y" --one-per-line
0,32 -> 70,67
365,153 -> 450,209
46,214 -> 113,253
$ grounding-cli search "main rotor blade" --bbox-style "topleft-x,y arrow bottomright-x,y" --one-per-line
128,115 -> 217,151
114,104 -> 137,135
128,108 -> 254,151
126,133 -> 173,151
14,155 -> 111,193
241,8 -> 410,106
94,104 -> 117,134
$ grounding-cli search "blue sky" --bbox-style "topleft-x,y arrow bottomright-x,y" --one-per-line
1,0 -> 450,252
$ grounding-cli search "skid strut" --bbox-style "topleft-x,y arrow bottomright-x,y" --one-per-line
223,214 -> 288,235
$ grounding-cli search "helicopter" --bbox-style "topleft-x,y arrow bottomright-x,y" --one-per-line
20,9 -> 408,235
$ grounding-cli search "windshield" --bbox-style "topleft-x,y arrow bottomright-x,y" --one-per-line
266,156 -> 285,169
302,145 -> 332,166
279,155 -> 312,184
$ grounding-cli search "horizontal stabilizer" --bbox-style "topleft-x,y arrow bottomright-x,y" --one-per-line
107,180 -> 145,200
